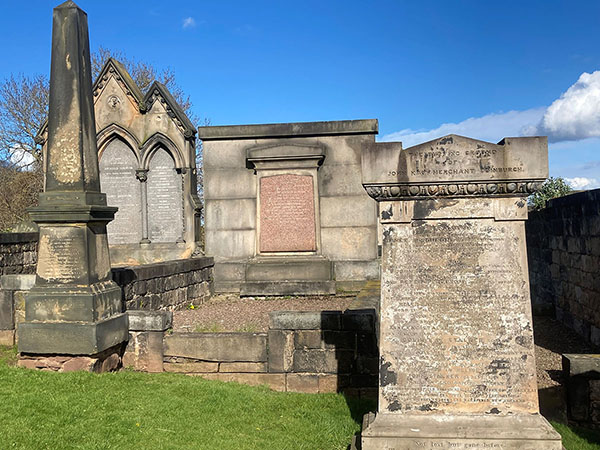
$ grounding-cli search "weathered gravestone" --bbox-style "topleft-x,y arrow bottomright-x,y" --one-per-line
147,147 -> 184,243
17,1 -> 128,371
99,138 -> 142,245
37,56 -> 202,265
360,135 -> 562,448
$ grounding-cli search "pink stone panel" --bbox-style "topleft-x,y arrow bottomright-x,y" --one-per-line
260,174 -> 316,252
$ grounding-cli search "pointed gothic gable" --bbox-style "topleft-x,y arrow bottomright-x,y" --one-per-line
144,81 -> 196,139
93,58 -> 145,111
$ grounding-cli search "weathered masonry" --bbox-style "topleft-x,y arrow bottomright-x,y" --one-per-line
359,135 -> 562,449
527,189 -> 600,344
200,119 -> 380,295
37,58 -> 202,265
18,1 -> 128,370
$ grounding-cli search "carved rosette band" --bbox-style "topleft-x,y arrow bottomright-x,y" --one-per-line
363,180 -> 544,201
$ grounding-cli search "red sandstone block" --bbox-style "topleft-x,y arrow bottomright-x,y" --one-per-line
287,373 -> 319,393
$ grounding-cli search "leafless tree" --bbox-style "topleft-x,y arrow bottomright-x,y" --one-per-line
0,48 -> 204,230
0,74 -> 48,170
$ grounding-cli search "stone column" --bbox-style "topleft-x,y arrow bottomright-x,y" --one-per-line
17,1 -> 128,370
360,135 -> 562,448
136,169 -> 150,244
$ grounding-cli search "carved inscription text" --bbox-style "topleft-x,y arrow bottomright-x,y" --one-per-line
380,217 -> 538,415
260,174 -> 316,253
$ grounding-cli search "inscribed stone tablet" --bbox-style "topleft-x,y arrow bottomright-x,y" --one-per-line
36,226 -> 86,284
380,215 -> 538,415
99,139 -> 142,244
260,174 -> 316,252
147,147 -> 183,243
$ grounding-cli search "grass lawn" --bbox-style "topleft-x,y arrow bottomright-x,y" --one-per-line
0,346 -> 371,449
553,421 -> 600,450
2,346 -> 600,449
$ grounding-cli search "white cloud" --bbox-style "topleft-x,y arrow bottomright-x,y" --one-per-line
536,71 -> 600,142
182,17 -> 196,29
565,177 -> 600,190
382,70 -> 600,148
381,108 -> 545,148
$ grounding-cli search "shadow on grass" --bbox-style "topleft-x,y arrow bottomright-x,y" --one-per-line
343,394 -> 376,426
342,395 -> 376,450
552,421 -> 600,449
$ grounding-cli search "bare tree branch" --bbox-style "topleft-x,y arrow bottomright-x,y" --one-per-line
0,48 -> 206,230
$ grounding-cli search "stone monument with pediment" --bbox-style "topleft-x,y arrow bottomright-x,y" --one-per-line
200,120 -> 381,295
359,134 -> 562,448
37,59 -> 202,265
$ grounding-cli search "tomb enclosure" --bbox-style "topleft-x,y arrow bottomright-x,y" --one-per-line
360,135 -> 562,448
200,120 -> 380,295
36,58 -> 202,266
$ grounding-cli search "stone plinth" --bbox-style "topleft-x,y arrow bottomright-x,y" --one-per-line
17,1 -> 127,368
360,134 -> 561,448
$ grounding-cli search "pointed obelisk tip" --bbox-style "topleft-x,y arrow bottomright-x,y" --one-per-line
55,0 -> 81,10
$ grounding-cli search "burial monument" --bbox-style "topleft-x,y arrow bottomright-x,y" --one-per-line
36,59 -> 202,266
359,135 -> 562,448
17,1 -> 128,370
199,120 -> 380,295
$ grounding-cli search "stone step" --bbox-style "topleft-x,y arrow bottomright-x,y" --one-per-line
240,281 -> 336,297
245,257 -> 333,282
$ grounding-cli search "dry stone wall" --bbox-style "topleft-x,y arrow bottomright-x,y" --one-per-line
112,257 -> 214,310
527,189 -> 600,346
0,233 -> 38,276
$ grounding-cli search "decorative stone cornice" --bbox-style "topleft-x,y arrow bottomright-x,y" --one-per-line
363,180 -> 544,201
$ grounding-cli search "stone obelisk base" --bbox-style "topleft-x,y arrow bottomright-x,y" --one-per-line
17,341 -> 126,373
360,413 -> 562,450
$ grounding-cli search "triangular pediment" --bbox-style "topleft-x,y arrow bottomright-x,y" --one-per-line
404,134 -> 502,152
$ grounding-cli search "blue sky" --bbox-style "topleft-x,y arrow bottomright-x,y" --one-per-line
2,1 -> 599,187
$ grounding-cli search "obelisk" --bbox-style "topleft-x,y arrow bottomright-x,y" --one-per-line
18,1 -> 128,371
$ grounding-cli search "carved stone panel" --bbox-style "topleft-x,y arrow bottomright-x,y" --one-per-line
379,209 -> 538,416
99,139 -> 142,245
259,174 -> 316,253
147,147 -> 183,243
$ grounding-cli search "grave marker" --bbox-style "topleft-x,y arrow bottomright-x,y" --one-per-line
99,139 -> 142,245
147,147 -> 184,243
17,1 -> 127,370
259,174 -> 316,253
360,134 -> 562,448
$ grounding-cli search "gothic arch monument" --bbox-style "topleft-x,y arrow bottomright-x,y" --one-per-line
37,58 -> 202,265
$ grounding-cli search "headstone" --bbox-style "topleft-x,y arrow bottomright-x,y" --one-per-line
147,147 -> 184,243
99,139 -> 142,245
360,135 -> 562,448
259,174 -> 316,252
17,1 -> 127,367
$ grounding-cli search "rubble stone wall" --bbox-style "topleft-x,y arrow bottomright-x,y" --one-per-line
527,189 -> 600,345
0,233 -> 38,276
